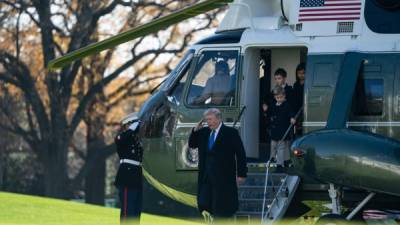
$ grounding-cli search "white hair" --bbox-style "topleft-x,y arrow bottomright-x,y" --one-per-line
203,108 -> 222,120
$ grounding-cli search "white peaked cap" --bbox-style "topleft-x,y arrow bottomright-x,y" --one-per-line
120,112 -> 139,125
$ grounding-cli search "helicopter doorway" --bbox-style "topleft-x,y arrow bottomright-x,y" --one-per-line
241,47 -> 307,162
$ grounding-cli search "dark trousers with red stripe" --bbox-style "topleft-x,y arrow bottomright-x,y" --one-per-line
118,187 -> 142,224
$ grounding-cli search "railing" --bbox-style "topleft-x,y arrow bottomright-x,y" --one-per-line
261,160 -> 272,223
263,175 -> 289,223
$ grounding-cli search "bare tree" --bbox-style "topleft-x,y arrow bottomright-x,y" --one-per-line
0,0 -> 222,201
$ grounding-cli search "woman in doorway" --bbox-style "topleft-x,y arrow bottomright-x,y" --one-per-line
292,63 -> 305,136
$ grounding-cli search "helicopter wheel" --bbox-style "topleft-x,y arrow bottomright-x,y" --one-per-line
314,214 -> 348,225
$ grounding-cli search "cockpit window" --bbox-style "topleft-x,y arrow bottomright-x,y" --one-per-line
161,49 -> 194,92
167,66 -> 189,105
186,50 -> 239,107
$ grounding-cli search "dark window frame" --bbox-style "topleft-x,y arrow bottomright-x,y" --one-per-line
161,49 -> 195,92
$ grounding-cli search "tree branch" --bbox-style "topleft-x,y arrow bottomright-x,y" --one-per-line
32,0 -> 56,66
3,0 -> 40,27
0,95 -> 38,150
0,51 -> 51,136
24,100 -> 40,143
107,82 -> 159,109
0,72 -> 21,87
106,53 -> 159,100
70,142 -> 87,160
15,8 -> 22,62
94,0 -> 124,17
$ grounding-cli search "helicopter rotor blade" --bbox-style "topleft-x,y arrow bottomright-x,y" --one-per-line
48,0 -> 232,70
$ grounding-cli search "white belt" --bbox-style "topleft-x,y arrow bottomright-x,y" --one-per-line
120,159 -> 141,166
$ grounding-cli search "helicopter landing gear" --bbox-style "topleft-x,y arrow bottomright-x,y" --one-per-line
316,185 -> 377,225
328,183 -> 342,215
315,184 -> 345,225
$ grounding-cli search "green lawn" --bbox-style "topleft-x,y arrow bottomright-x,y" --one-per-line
1,192 -> 386,225
0,192 -> 201,225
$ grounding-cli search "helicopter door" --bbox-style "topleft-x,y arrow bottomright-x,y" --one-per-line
174,48 -> 242,170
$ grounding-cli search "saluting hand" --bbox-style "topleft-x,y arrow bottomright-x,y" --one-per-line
194,118 -> 204,132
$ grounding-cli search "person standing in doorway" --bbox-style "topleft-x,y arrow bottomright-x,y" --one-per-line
261,68 -> 294,126
189,108 -> 247,221
266,86 -> 296,167
292,63 -> 306,136
114,113 -> 143,225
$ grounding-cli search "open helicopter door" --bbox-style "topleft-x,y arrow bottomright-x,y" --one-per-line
241,46 -> 307,161
171,47 -> 244,170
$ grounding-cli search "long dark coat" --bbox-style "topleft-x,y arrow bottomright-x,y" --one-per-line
189,124 -> 247,216
268,101 -> 295,141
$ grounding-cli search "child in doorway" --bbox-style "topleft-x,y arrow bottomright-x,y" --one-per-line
263,86 -> 296,167
261,68 -> 293,115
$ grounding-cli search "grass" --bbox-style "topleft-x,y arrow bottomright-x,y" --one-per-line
0,192 -> 201,225
1,192 -> 392,225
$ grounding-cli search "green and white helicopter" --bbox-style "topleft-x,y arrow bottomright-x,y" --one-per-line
49,0 -> 400,223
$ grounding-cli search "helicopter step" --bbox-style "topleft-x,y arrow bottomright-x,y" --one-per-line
235,168 -> 300,224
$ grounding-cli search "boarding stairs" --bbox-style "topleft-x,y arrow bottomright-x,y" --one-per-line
235,163 -> 300,224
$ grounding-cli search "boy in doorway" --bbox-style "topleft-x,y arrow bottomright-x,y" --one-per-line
263,86 -> 296,167
261,68 -> 293,113
273,68 -> 293,105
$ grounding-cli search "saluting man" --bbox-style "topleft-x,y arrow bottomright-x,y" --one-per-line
189,108 -> 247,221
114,113 -> 143,225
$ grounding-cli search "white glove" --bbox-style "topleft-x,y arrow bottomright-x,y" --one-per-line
128,121 -> 139,131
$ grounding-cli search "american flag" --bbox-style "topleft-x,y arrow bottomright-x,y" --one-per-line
299,0 -> 362,22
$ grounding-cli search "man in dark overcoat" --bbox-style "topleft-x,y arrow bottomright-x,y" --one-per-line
189,108 -> 247,219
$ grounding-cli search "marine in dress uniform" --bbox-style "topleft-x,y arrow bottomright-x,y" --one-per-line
114,113 -> 143,225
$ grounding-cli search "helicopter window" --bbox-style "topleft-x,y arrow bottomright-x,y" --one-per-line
186,50 -> 239,106
352,78 -> 384,116
168,67 -> 189,105
161,50 -> 194,92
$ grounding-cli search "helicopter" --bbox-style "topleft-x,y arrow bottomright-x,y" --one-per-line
49,0 -> 400,223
